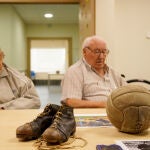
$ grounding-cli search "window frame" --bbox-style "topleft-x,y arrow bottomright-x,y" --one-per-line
27,37 -> 72,77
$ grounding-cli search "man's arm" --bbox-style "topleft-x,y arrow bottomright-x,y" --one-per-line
0,80 -> 41,109
62,98 -> 107,108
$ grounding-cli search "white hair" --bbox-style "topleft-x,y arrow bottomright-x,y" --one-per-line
82,35 -> 106,50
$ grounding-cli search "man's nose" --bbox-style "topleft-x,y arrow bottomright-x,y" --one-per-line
98,52 -> 105,58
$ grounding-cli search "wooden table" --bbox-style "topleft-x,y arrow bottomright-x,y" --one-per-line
0,109 -> 149,150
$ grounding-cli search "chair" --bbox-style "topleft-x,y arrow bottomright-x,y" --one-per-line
127,79 -> 150,90
33,72 -> 48,85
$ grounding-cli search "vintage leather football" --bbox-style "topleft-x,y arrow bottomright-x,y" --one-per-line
106,84 -> 150,133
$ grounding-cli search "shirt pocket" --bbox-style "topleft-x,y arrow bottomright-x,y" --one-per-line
83,80 -> 100,97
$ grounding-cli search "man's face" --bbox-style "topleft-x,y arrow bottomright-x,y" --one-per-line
83,40 -> 109,70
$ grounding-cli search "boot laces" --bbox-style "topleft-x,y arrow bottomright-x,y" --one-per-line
33,104 -> 52,121
52,111 -> 63,128
34,135 -> 87,149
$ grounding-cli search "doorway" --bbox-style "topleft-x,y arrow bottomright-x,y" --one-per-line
27,37 -> 72,80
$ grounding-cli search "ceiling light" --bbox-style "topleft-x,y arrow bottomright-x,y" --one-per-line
44,13 -> 53,18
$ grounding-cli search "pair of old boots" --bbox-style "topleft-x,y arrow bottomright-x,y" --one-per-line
16,104 -> 76,144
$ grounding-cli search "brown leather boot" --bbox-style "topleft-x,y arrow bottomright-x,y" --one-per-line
16,104 -> 60,140
42,104 -> 76,144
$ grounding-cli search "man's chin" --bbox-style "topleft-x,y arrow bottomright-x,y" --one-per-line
94,66 -> 105,71
96,63 -> 104,68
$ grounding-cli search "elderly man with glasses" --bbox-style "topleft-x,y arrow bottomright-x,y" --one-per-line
61,35 -> 127,108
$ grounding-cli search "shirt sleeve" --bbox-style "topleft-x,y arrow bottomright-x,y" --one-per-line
61,67 -> 83,101
0,78 -> 41,109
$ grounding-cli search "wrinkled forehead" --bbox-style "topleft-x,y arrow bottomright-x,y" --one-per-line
82,36 -> 107,49
90,39 -> 107,48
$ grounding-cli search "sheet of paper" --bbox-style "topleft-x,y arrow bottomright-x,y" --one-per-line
116,140 -> 150,150
96,144 -> 123,150
75,113 -> 112,127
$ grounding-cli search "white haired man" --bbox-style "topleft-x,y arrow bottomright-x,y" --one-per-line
61,35 -> 127,108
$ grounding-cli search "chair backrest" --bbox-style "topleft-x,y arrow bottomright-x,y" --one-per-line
127,79 -> 150,90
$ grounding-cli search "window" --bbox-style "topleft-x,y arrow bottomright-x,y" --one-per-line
29,39 -> 70,77
31,48 -> 66,74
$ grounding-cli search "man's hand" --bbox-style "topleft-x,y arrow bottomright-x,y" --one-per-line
62,98 -> 107,108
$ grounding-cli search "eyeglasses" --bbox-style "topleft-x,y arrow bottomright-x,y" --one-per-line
86,47 -> 109,55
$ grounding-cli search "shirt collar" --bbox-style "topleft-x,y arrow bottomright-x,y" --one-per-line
82,57 -> 92,70
82,57 -> 109,74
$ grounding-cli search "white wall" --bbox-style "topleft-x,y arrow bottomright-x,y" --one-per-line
0,5 -> 79,72
26,23 -> 79,63
0,5 -> 26,71
96,0 -> 150,80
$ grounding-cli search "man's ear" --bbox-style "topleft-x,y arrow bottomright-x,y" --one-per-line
0,51 -> 5,60
83,48 -> 86,56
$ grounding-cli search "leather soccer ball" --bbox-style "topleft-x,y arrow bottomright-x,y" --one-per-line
106,84 -> 150,133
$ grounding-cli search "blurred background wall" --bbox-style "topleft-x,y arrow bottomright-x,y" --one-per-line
96,0 -> 150,80
0,0 -> 150,80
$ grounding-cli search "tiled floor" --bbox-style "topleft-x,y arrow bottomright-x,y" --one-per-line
35,85 -> 62,108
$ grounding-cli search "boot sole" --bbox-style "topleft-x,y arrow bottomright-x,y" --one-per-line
16,134 -> 37,140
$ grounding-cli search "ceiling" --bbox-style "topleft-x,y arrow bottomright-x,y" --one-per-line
11,4 -> 79,24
